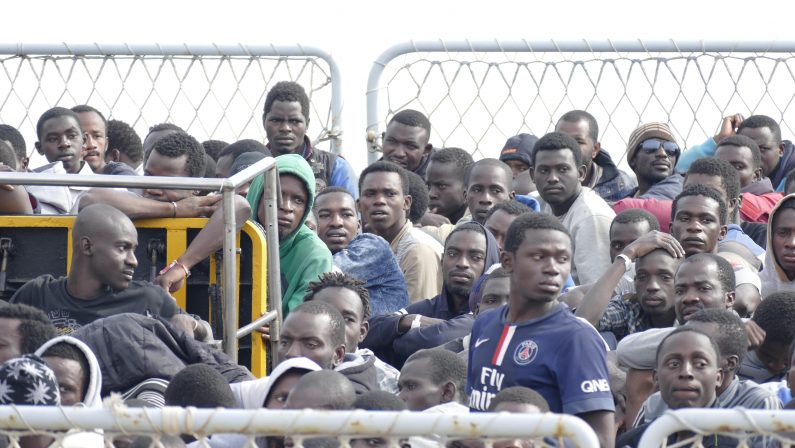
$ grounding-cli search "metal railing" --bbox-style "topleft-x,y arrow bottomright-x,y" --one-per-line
0,157 -> 280,361
637,409 -> 795,448
366,39 -> 795,165
0,406 -> 601,447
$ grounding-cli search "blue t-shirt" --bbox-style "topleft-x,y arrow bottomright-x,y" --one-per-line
467,303 -> 615,415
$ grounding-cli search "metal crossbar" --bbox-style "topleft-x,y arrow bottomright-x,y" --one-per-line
0,405 -> 601,447
366,39 -> 795,165
0,157 -> 280,361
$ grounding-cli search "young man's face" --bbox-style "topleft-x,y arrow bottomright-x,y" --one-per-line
477,276 -> 510,315
398,357 -> 446,411
425,160 -> 466,220
142,151 -> 194,202
674,260 -> 733,324
264,100 -> 308,156
532,148 -> 585,212
311,286 -> 366,353
314,192 -> 359,254
358,171 -> 410,240
466,164 -> 513,224
738,126 -> 783,177
555,119 -> 598,169
42,356 -> 86,407
485,209 -> 516,252
503,159 -> 530,179
277,311 -> 343,369
629,139 -> 678,185
715,144 -> 761,188
36,115 -> 84,174
501,229 -> 571,303
670,195 -> 726,257
0,318 -> 22,363
382,121 -> 431,172
442,230 -> 487,300
655,331 -> 722,409
78,111 -> 108,172
634,250 -> 680,318
264,371 -> 304,409
275,174 -> 308,241
609,220 -> 652,262
87,219 -> 139,291
772,207 -> 795,279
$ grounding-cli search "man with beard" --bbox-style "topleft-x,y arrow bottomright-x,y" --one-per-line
625,123 -> 683,200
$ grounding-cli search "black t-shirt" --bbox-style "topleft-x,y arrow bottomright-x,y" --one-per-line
9,275 -> 181,335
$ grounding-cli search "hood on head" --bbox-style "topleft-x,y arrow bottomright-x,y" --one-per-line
237,356 -> 322,409
761,193 -> 795,292
442,221 -> 501,313
247,154 -> 316,240
35,335 -> 103,408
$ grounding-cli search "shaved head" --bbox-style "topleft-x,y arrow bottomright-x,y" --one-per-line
284,370 -> 355,410
73,204 -> 136,249
71,204 -> 139,292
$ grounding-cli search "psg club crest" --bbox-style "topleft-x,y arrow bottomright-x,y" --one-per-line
513,339 -> 538,366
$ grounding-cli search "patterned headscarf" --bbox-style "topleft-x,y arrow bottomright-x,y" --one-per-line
0,354 -> 60,405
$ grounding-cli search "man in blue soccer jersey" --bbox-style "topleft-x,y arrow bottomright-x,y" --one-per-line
467,213 -> 615,447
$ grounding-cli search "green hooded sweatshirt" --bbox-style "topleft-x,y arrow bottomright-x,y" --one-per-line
247,154 -> 332,317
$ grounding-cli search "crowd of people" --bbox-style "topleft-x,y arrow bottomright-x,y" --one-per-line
1,79 -> 795,447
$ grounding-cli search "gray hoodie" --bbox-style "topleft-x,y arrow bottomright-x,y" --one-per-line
35,335 -> 102,407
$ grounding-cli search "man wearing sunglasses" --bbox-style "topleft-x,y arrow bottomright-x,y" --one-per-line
626,123 -> 684,200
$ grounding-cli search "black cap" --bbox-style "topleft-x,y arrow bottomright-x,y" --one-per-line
499,133 -> 538,166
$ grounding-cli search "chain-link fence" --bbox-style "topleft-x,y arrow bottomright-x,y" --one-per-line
366,40 -> 795,166
0,404 -> 600,447
0,43 -> 342,168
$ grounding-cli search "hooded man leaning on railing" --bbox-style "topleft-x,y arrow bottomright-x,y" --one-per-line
77,130 -> 250,293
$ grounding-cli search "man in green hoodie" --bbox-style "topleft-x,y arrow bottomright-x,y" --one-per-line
247,154 -> 333,316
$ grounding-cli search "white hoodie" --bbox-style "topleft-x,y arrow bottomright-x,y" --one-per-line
35,335 -> 104,447
230,357 -> 322,409
35,335 -> 103,407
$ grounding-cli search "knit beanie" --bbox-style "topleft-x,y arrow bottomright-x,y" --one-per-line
626,123 -> 677,162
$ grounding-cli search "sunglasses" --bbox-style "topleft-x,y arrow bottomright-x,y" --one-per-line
638,138 -> 680,157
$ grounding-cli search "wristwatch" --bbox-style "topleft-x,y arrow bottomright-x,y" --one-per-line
615,253 -> 632,273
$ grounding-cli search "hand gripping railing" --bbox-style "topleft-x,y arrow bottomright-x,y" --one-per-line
0,157 -> 281,362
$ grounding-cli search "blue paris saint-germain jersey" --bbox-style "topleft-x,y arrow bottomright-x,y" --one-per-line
467,303 -> 615,415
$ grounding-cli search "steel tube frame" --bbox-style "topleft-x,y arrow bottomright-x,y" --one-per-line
263,167 -> 283,358
0,406 -> 600,445
0,157 -> 279,359
365,39 -> 795,164
236,311 -> 277,339
637,409 -> 795,448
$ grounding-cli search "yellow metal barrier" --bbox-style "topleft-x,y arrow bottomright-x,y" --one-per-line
0,216 -> 269,377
